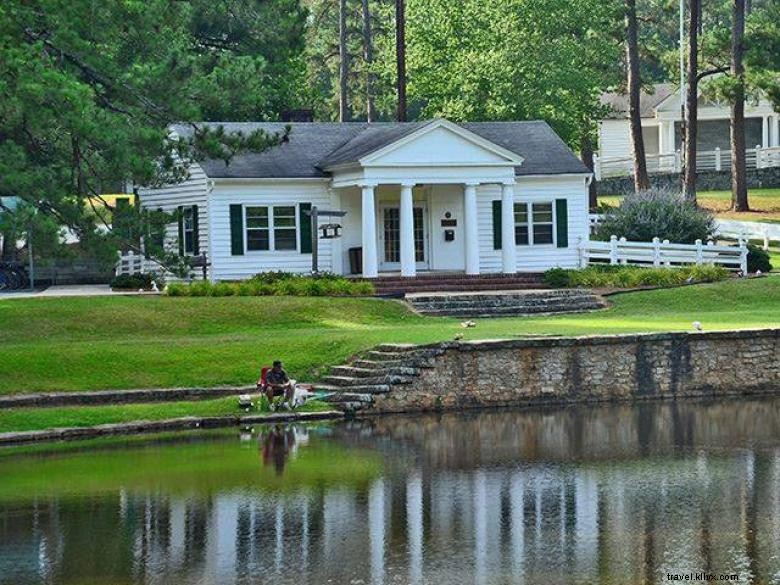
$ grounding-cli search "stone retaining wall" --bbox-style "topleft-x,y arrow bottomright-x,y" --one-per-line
370,329 -> 780,413
596,166 -> 780,196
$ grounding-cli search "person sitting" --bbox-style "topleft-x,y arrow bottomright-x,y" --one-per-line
264,360 -> 295,407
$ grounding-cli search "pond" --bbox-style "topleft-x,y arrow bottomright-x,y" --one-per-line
1,398 -> 779,585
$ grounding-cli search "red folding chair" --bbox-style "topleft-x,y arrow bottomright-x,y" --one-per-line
257,366 -> 270,392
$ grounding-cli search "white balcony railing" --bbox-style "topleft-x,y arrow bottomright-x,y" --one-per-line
594,146 -> 780,180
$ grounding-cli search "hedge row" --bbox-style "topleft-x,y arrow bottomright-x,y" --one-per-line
166,274 -> 374,297
542,264 -> 730,288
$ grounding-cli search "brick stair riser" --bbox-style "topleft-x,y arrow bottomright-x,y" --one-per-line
376,283 -> 547,294
406,291 -> 589,303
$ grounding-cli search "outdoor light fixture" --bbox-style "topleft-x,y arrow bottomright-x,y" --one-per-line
319,223 -> 342,239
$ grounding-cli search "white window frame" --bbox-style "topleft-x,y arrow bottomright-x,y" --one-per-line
513,200 -> 557,247
244,204 -> 299,253
182,206 -> 196,255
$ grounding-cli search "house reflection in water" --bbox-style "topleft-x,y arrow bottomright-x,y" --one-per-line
1,398 -> 779,585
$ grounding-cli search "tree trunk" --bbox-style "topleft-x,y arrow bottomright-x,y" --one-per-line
625,0 -> 650,192
338,0 -> 349,122
580,132 -> 598,210
361,0 -> 376,122
683,0 -> 700,202
395,0 -> 407,122
730,0 -> 749,211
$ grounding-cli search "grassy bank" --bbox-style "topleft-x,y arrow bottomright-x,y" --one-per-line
600,187 -> 780,222
0,276 -> 778,395
0,396 -> 332,433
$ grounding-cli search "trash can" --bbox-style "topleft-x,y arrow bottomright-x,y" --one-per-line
348,247 -> 363,275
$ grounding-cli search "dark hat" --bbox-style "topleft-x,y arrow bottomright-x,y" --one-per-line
273,360 -> 283,367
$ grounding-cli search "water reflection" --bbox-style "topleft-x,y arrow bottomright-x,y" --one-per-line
1,398 -> 780,585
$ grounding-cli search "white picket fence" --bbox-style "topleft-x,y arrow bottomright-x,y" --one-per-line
115,251 -> 161,276
579,235 -> 748,273
594,145 -> 780,180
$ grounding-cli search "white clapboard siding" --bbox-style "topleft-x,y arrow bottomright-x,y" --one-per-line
137,162 -> 210,276
598,120 -> 632,160
477,177 -> 590,273
210,181 -> 334,281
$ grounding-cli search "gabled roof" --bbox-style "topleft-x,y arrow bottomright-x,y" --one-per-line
171,120 -> 588,179
600,83 -> 676,119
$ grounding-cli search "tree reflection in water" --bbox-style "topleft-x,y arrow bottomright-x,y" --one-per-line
1,398 -> 779,585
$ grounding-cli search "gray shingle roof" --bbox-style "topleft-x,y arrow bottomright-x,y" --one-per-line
171,120 -> 588,179
600,83 -> 675,119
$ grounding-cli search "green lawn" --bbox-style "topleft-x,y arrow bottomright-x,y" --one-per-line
0,396 -> 332,434
599,187 -> 780,222
1,276 -> 778,395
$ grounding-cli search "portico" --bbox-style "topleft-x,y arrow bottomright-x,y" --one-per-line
323,119 -> 524,278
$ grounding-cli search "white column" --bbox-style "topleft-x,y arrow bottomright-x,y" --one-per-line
501,181 -> 517,274
762,116 -> 770,148
361,183 -> 379,278
399,183 -> 416,277
772,115 -> 780,147
463,182 -> 480,275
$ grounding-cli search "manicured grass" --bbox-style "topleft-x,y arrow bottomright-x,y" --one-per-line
600,188 -> 780,222
0,396 -> 332,433
0,277 -> 778,395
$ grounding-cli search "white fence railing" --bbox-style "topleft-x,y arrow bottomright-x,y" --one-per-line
594,146 -> 780,180
579,235 -> 748,273
715,218 -> 780,250
115,251 -> 148,276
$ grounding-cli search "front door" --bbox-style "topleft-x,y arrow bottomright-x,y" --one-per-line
379,205 -> 428,271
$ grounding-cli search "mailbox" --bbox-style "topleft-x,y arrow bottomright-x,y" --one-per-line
444,229 -> 455,241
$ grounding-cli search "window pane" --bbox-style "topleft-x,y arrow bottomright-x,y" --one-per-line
534,225 -> 554,244
274,228 -> 297,251
513,202 -> 528,223
247,229 -> 269,250
532,203 -> 553,223
183,207 -> 194,231
273,206 -> 296,227
515,225 -> 529,245
246,207 -> 268,228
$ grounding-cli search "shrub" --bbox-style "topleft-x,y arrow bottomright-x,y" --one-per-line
164,274 -> 375,297
594,188 -> 716,244
110,273 -> 153,290
542,267 -> 571,287
543,265 -> 729,289
747,245 -> 773,273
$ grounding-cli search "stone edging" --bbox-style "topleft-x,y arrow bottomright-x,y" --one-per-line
417,327 -> 779,352
0,385 -> 257,409
0,410 -> 343,446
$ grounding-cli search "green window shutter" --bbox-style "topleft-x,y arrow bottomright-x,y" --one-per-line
229,204 -> 244,256
492,200 -> 502,250
177,205 -> 184,256
299,202 -> 312,254
191,205 -> 200,255
555,198 -> 568,248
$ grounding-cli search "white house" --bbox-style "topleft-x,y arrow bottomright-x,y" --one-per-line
138,119 -> 591,280
597,83 -> 780,178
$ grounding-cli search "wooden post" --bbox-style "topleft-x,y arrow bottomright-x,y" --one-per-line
619,236 -> 627,265
609,235 -> 618,265
663,239 -> 671,266
695,239 -> 703,265
652,237 -> 661,266
715,147 -> 722,171
739,239 -> 748,274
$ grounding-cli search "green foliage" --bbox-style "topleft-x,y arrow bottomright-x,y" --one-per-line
110,273 -> 154,291
543,264 -> 730,288
594,189 -> 716,244
746,245 -> 773,273
165,274 -> 375,297
0,0 -> 305,269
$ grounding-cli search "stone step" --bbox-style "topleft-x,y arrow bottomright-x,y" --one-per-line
330,365 -> 421,378
373,343 -> 419,352
316,383 -> 391,395
322,374 -> 413,387
405,290 -> 590,303
352,358 -> 435,370
409,297 -> 603,309
366,348 -> 444,362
